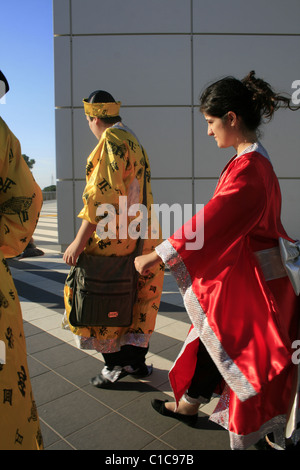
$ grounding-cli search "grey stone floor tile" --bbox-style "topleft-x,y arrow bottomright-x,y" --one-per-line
159,412 -> 231,450
23,321 -> 43,337
27,355 -> 50,377
142,439 -> 175,450
31,342 -> 88,369
159,341 -> 184,362
148,331 -> 181,356
46,440 -> 75,450
25,330 -> 63,354
40,420 -> 64,448
31,370 -> 77,406
118,391 -> 179,437
55,355 -> 105,388
38,389 -> 112,438
65,412 -> 156,450
83,378 -> 157,411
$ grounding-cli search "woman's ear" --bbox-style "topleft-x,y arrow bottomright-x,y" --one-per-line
227,111 -> 238,126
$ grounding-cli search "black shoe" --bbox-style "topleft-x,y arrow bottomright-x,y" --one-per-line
90,366 -> 127,388
127,364 -> 153,378
151,399 -> 198,427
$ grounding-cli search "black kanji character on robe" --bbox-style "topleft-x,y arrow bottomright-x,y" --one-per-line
97,178 -> 111,195
17,365 -> 27,397
3,389 -> 13,406
5,327 -> 14,349
14,429 -> 23,445
0,177 -> 16,193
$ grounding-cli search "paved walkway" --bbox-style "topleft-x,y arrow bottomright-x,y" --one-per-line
9,200 -> 234,452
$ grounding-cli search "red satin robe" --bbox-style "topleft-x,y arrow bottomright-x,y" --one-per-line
156,143 -> 300,450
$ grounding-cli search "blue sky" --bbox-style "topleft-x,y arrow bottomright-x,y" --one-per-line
0,0 -> 55,190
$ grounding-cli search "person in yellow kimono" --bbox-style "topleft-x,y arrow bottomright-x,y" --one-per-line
63,90 -> 164,387
0,71 -> 43,449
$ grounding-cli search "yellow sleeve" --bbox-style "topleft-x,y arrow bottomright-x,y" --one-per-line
0,118 -> 43,258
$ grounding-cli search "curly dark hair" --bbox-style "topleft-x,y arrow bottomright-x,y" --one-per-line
199,71 -> 298,131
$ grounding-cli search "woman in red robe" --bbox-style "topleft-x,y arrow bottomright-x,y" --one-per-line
135,71 -> 300,450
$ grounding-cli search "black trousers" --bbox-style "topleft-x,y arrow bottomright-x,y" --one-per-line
102,345 -> 149,370
187,339 -> 222,400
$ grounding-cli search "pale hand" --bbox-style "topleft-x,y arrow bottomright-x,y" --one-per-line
134,251 -> 161,276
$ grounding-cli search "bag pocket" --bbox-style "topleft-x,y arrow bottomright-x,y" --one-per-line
71,288 -> 134,327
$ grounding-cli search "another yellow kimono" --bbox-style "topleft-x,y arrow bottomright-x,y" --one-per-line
0,117 -> 43,450
64,123 -> 164,353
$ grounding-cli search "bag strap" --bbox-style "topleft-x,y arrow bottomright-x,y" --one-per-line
135,150 -> 148,257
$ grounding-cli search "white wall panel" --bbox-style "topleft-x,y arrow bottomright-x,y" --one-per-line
53,0 -> 70,35
55,109 -> 73,180
193,0 -> 300,34
279,180 -> 300,239
258,111 -> 300,178
54,36 -> 71,107
74,180 -> 87,233
150,179 -> 193,237
72,35 -> 191,107
73,109 -> 96,180
121,107 -> 193,178
71,0 -> 191,34
57,180 -> 75,245
193,36 -> 300,104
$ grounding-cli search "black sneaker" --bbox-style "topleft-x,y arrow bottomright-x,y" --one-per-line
89,366 -> 128,388
125,364 -> 153,378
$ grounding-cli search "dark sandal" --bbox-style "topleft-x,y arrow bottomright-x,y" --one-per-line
129,364 -> 153,378
89,368 -> 127,388
151,399 -> 198,427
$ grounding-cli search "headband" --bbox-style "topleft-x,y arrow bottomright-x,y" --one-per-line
83,99 -> 121,118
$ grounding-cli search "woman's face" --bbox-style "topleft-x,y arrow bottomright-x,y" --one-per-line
204,113 -> 235,149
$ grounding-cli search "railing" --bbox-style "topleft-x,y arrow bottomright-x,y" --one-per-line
42,191 -> 57,201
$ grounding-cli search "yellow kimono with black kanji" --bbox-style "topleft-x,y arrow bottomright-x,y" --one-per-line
0,117 -> 43,450
64,123 -> 164,353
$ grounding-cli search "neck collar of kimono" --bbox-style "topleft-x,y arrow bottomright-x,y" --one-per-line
83,99 -> 121,118
236,141 -> 271,163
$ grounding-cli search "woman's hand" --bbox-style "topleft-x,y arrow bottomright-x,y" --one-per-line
134,250 -> 161,276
